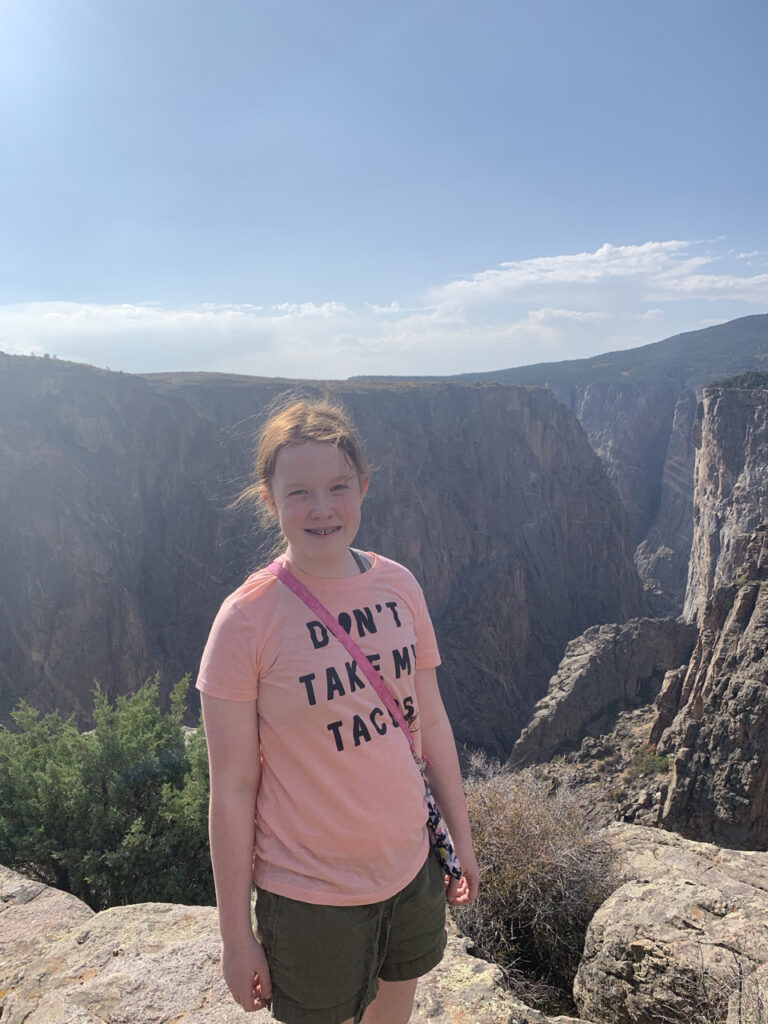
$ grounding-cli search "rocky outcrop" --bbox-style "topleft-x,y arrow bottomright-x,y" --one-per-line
512,618 -> 696,765
683,385 -> 768,624
574,824 -> 768,1024
650,527 -> 768,848
0,865 -> 594,1024
1,356 -> 643,755
0,865 -> 93,992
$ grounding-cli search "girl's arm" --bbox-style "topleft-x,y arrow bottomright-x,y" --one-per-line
201,692 -> 272,1012
414,667 -> 480,906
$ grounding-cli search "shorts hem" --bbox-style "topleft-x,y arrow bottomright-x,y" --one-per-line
378,928 -> 448,983
269,991 -> 365,1024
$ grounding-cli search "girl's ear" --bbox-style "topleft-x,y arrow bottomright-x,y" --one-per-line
360,477 -> 370,501
259,486 -> 277,515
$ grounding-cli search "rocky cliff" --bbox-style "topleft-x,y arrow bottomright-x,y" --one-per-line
512,617 -> 696,766
1,355 -> 643,754
650,527 -> 768,848
514,320 -> 768,617
448,315 -> 768,615
0,357 -> 232,723
525,379 -> 768,848
646,383 -> 768,845
683,385 -> 768,623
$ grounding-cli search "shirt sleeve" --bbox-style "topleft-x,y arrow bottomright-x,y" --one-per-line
411,579 -> 441,670
196,600 -> 259,701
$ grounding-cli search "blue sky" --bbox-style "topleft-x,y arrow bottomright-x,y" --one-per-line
1,0 -> 767,378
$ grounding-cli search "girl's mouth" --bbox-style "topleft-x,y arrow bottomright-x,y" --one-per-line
306,527 -> 341,536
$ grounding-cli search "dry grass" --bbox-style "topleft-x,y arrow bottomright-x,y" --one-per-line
454,754 -> 619,1011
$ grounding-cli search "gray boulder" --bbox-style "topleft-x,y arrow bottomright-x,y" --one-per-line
573,825 -> 768,1024
0,864 -> 93,997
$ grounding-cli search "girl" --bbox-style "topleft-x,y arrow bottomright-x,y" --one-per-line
197,398 -> 479,1024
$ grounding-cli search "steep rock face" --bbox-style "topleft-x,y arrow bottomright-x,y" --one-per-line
683,386 -> 768,623
460,316 -> 768,616
0,356 -> 232,722
574,824 -> 768,1024
549,379 -> 681,551
2,358 -> 643,754
650,528 -> 768,848
512,617 -> 696,766
633,390 -> 699,615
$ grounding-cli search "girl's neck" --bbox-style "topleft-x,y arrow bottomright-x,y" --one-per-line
284,545 -> 361,579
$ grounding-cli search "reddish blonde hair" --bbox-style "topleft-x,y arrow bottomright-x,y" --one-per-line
235,397 -> 370,514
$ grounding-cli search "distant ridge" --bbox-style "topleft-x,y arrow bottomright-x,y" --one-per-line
350,314 -> 768,390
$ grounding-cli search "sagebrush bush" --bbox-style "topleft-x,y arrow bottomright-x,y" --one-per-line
454,755 -> 619,1010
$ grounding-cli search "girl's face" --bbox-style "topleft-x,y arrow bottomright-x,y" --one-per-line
262,441 -> 369,578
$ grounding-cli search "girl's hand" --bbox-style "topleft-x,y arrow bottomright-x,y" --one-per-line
445,849 -> 480,906
222,934 -> 272,1013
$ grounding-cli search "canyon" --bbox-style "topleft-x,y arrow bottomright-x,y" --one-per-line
2,316 -> 767,766
0,355 -> 642,754
2,314 -> 768,1022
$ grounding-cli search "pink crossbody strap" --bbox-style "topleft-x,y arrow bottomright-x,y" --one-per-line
267,560 -> 418,757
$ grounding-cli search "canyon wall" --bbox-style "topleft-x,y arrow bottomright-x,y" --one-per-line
549,380 -> 697,615
683,386 -> 768,623
0,357 -> 643,754
653,526 -> 768,848
458,315 -> 768,615
0,358 -> 233,723
647,384 -> 768,848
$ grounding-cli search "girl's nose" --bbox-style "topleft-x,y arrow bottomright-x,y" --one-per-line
310,495 -> 334,517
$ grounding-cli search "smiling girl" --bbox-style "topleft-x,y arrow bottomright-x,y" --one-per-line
197,398 -> 478,1024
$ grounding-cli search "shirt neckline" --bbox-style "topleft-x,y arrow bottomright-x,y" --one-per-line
276,550 -> 378,585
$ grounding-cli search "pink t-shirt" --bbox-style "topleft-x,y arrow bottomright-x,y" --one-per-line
196,552 -> 441,905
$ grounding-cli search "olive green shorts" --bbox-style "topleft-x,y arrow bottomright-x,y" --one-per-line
253,853 -> 447,1024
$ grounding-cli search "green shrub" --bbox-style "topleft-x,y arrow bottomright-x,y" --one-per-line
454,757 -> 619,1011
0,677 -> 213,910
626,743 -> 670,779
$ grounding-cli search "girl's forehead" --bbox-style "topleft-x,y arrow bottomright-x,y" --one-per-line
273,441 -> 352,480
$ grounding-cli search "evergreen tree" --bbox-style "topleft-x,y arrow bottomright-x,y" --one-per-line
0,677 -> 214,910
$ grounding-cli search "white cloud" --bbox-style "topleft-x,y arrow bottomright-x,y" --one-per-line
1,239 -> 766,378
428,240 -> 695,307
271,301 -> 349,318
525,308 -> 610,324
366,301 -> 402,314
652,271 -> 768,301
628,308 -> 664,320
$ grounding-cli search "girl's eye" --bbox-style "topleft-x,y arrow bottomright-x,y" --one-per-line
288,489 -> 307,497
